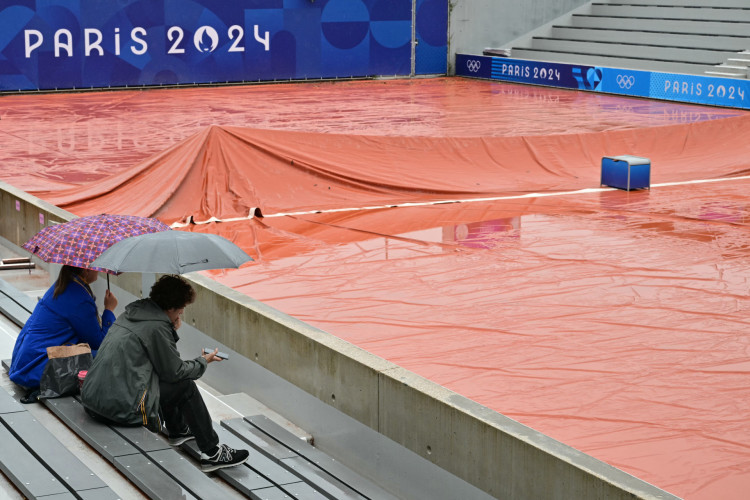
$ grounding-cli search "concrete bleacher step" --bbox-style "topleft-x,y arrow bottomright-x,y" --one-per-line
182,423 -> 325,499
222,416 -> 399,500
0,277 -> 37,328
590,3 -> 750,23
570,15 -> 750,37
43,397 -> 222,500
248,415 -> 400,500
704,71 -> 748,78
529,37 -> 737,65
215,391 -> 313,445
549,26 -> 750,52
600,0 -> 750,8
0,386 -> 119,500
41,392 -> 398,500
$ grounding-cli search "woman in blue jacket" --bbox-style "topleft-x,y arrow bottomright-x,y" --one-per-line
9,265 -> 117,402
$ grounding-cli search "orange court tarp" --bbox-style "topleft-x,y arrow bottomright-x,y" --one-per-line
32,114 -> 750,225
3,77 -> 750,500
1,77 -> 741,195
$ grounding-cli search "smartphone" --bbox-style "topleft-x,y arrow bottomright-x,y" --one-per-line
203,348 -> 229,360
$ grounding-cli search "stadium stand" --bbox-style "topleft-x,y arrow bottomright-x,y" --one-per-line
0,385 -> 120,499
488,0 -> 750,78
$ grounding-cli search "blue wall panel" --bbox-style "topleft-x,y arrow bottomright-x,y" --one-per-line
415,0 -> 446,75
0,0 -> 448,91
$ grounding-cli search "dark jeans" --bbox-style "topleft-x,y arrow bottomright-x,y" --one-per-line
159,379 -> 219,454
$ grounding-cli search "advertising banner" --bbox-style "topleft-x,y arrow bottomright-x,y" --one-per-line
0,0 -> 448,92
456,54 -> 750,111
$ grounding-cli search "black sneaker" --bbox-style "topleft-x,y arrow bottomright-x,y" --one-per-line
168,427 -> 195,446
199,444 -> 249,472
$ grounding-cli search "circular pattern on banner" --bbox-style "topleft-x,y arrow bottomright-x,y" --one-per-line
416,0 -> 447,47
370,0 -> 411,49
321,0 -> 370,50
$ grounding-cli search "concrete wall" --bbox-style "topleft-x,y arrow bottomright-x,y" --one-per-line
0,180 -> 679,500
448,0 -> 589,71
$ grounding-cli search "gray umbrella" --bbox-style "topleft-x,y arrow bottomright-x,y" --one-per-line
90,230 -> 252,274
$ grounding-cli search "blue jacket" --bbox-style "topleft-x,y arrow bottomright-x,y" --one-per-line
9,279 -> 115,388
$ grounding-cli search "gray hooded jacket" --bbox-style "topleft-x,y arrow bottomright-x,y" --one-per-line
80,298 -> 207,430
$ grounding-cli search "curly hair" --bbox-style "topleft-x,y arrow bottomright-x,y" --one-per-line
149,275 -> 196,310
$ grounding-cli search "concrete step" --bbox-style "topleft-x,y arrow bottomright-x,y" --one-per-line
704,70 -> 747,78
591,4 -> 750,22
202,388 -> 314,445
571,15 -> 750,37
0,369 -> 149,500
530,37 -> 736,65
600,0 -> 750,7
549,26 -> 750,52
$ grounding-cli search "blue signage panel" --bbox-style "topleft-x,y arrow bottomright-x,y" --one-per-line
415,0 -> 448,75
456,54 -> 600,91
598,68 -> 651,97
649,72 -> 749,109
456,54 -> 750,111
0,0 -> 449,91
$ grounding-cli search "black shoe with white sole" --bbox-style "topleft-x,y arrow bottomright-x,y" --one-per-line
168,427 -> 195,446
200,444 -> 249,472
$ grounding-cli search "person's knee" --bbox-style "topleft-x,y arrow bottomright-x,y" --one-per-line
185,380 -> 200,400
161,379 -> 197,405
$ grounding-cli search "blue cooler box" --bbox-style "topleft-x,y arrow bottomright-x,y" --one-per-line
601,155 -> 651,191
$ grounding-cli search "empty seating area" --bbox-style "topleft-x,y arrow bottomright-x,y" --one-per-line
500,0 -> 750,78
0,276 -> 35,328
0,386 -> 120,499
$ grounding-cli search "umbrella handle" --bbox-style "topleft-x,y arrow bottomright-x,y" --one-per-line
106,274 -> 110,291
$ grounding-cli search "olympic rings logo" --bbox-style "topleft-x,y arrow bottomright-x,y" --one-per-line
616,74 -> 635,89
467,60 -> 481,73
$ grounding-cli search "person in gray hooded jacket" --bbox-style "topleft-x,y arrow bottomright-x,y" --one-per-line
81,275 -> 249,472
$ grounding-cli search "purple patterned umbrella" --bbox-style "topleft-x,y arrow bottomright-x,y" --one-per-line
23,214 -> 171,273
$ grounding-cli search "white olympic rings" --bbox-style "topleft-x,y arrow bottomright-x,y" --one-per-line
616,74 -> 635,89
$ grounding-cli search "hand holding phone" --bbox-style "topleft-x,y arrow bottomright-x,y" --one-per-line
203,347 -> 229,361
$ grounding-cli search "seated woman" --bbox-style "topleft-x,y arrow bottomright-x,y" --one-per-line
9,265 -> 117,402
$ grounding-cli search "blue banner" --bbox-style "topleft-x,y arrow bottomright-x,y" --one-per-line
0,1 -> 448,92
456,54 -> 750,111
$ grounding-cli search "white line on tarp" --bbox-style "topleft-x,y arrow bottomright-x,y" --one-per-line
171,173 -> 750,228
